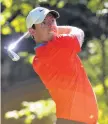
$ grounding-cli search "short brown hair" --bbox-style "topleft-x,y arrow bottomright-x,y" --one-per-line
32,24 -> 36,29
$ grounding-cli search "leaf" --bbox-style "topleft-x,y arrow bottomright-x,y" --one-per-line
57,1 -> 65,8
105,77 -> 108,87
5,99 -> 56,123
87,0 -> 104,12
18,109 -> 26,117
24,115 -> 35,124
49,0 -> 57,6
0,8 -> 12,26
11,15 -> 26,32
28,55 -> 35,64
2,26 -> 12,35
20,3 -> 33,16
19,52 -> 29,57
5,110 -> 19,119
0,14 -> 6,25
39,0 -> 48,2
2,0 -> 13,8
93,84 -> 104,95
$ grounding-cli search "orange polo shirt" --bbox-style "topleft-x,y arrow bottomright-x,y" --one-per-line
32,34 -> 98,124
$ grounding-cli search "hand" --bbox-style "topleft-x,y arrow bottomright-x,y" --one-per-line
57,26 -> 71,35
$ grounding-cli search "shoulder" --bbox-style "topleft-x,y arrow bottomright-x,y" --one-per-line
55,34 -> 77,43
56,34 -> 70,40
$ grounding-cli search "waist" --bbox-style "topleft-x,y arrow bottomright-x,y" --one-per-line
49,88 -> 98,124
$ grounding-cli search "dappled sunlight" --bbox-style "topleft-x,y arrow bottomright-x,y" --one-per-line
5,99 -> 56,124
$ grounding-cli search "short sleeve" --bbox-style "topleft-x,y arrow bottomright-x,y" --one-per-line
56,34 -> 81,53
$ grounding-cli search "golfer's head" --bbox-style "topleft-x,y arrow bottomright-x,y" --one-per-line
26,7 -> 60,43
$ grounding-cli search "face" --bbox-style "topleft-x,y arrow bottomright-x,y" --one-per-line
32,13 -> 58,43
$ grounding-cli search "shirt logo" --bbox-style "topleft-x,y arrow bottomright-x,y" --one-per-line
39,9 -> 44,12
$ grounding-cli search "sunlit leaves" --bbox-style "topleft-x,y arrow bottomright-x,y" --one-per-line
89,55 -> 102,65
98,100 -> 108,124
2,0 -> 13,8
24,115 -> 35,124
57,1 -> 65,8
82,38 -> 105,84
5,110 -> 19,119
87,0 -> 104,12
97,8 -> 108,15
105,77 -> 108,87
0,14 -> 6,25
104,39 -> 108,75
87,0 -> 108,14
12,4 -> 20,11
20,3 -> 33,16
0,9 -> 12,34
1,0 -> 107,34
93,84 -> 104,96
18,52 -> 35,64
18,52 -> 29,57
82,37 -> 108,123
11,15 -> 26,32
104,2 -> 108,8
5,99 -> 56,124
26,54 -> 35,64
2,8 -> 12,19
2,25 -> 12,34
0,8 -> 12,26
39,0 -> 48,2
49,0 -> 57,6
18,109 -> 26,117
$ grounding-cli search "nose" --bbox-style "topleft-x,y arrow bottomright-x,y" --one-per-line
47,23 -> 52,28
48,20 -> 56,26
50,25 -> 57,33
48,23 -> 56,30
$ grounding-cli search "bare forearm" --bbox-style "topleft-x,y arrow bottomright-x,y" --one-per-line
57,26 -> 84,47
69,26 -> 84,47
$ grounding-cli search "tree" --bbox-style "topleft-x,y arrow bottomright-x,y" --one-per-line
1,0 -> 108,35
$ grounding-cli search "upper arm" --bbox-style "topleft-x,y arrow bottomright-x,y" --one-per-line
70,27 -> 84,47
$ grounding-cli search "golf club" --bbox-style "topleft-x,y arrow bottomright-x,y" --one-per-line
4,32 -> 30,61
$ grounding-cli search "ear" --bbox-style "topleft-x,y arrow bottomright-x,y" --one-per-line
28,28 -> 36,36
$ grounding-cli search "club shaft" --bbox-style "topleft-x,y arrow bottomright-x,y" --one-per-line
15,32 -> 29,45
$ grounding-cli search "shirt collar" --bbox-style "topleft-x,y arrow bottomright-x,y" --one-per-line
34,42 -> 48,51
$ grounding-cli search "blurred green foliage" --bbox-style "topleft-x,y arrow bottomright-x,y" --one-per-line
83,37 -> 108,124
83,38 -> 108,85
5,99 -> 56,124
1,0 -> 108,34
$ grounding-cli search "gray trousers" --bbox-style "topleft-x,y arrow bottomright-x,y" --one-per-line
54,118 -> 86,124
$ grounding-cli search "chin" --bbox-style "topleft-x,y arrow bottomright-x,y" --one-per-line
49,31 -> 57,36
48,34 -> 54,41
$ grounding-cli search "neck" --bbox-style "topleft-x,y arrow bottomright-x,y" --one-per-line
34,35 -> 56,44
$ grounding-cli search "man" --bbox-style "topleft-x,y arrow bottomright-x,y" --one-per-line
26,7 -> 98,124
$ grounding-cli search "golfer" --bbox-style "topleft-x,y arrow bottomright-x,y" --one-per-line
26,7 -> 98,124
